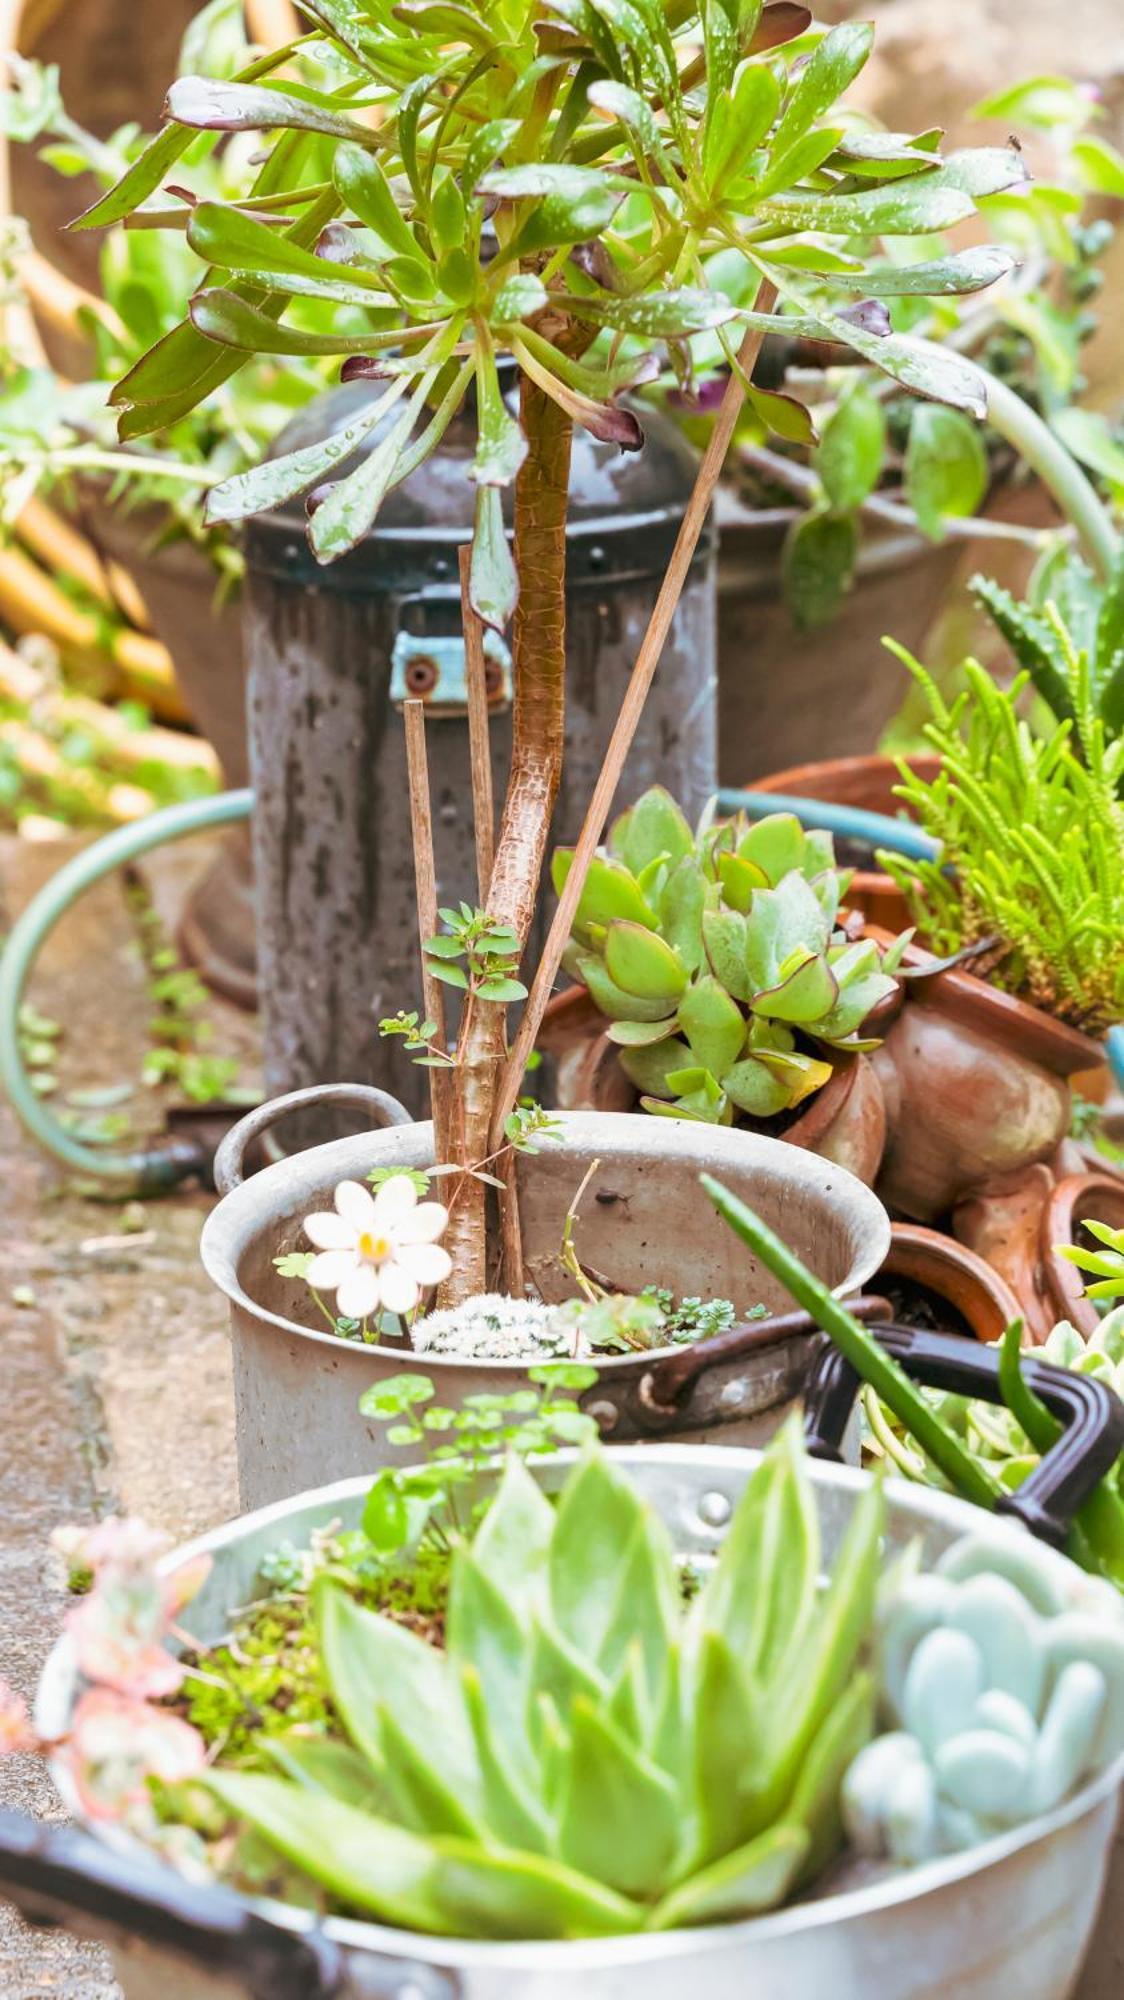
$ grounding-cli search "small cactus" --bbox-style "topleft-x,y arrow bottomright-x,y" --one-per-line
554,787 -> 907,1124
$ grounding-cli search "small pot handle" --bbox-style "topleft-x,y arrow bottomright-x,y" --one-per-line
0,1808 -> 459,1999
803,1323 -> 1124,1548
637,1294 -> 893,1426
213,1085 -> 414,1196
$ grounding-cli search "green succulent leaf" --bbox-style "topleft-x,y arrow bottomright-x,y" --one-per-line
678,976 -> 747,1077
649,1822 -> 810,1931
556,1697 -> 681,1896
720,1057 -> 794,1118
604,922 -> 688,1003
612,786 -> 695,874
333,142 -> 422,260
578,950 -> 685,1024
203,1772 -> 453,1931
782,509 -> 857,630
552,850 -> 658,935
815,382 -> 886,515
752,951 -> 839,1026
618,1037 -> 694,1096
470,485 -> 518,632
905,403 -> 988,541
702,907 -> 752,1002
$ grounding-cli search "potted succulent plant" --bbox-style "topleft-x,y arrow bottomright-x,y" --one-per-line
543,785 -> 905,1185
78,0 -> 1034,1491
3,1419 -> 1123,1996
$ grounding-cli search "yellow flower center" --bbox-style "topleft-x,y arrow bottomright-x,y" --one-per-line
357,1230 -> 392,1263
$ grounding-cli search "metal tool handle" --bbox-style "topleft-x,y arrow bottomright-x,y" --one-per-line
213,1085 -> 413,1196
636,1294 -> 893,1426
0,1810 -> 458,1999
803,1323 -> 1124,1547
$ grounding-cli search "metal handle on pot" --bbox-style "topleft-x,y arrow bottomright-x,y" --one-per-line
635,1294 -> 893,1428
213,1084 -> 414,1195
803,1323 -> 1124,1547
0,1809 -> 459,1999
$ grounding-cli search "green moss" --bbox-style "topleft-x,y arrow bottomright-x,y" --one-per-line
180,1536 -> 451,1765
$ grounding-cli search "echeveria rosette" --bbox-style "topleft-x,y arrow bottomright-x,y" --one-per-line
844,1532 -> 1124,1866
555,785 -> 907,1125
203,1424 -> 886,1936
80,1 -> 1023,610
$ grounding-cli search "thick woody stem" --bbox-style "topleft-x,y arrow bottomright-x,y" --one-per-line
439,370 -> 573,1304
491,281 -> 779,1148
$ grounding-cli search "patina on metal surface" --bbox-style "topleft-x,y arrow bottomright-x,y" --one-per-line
23,1447 -> 1124,2000
242,378 -> 718,1133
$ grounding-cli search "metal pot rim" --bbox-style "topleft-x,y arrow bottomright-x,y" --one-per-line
36,1444 -> 1123,1968
198,1110 -> 891,1376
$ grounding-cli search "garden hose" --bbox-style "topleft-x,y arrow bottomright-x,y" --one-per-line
0,783 -> 1110,1189
0,788 -> 253,1194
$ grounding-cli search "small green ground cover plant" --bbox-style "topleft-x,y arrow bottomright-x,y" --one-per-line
877,639 -> 1124,1035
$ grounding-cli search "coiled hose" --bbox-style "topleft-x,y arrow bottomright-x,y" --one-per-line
0,789 -> 253,1193
2,784 -> 1118,1190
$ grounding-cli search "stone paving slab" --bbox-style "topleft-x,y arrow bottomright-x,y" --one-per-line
0,833 -> 253,1997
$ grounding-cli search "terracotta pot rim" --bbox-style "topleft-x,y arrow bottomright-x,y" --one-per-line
752,751 -> 943,798
863,925 -> 1103,1079
1041,1170 -> 1124,1337
879,1221 -> 1023,1342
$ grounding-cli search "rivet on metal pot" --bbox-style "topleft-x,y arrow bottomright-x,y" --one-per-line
585,1399 -> 620,1434
698,1490 -> 732,1529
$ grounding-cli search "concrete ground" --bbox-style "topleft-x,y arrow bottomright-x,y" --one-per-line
0,834 -> 257,1998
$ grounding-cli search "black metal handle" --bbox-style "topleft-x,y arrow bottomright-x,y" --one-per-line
803,1323 -> 1124,1547
0,1809 -> 458,1999
213,1084 -> 414,1196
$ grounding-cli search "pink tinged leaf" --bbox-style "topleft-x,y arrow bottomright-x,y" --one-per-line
340,356 -> 396,382
0,1679 -> 35,1755
513,340 -> 643,449
63,1692 -> 206,1821
161,1553 -> 213,1620
837,300 -> 892,338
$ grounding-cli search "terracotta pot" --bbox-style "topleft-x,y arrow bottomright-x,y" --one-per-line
953,1163 -> 1060,1344
876,1221 -> 1023,1342
716,491 -> 963,782
1041,1173 -> 1124,1338
539,985 -> 887,1186
871,947 -> 1104,1225
753,752 -> 942,929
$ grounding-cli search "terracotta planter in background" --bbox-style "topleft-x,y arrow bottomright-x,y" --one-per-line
753,752 -> 941,929
716,490 -> 963,782
872,948 -> 1104,1225
876,1221 -> 1023,1343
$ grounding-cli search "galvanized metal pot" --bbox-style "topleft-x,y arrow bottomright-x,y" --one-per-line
11,1447 -> 1122,2000
201,1090 -> 891,1509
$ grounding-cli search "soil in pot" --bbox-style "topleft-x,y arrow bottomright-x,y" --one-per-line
874,1222 -> 1023,1343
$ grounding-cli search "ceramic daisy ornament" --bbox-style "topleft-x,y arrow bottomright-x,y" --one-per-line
302,1175 -> 452,1319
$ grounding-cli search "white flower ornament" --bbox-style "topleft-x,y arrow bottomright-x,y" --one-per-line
302,1176 -> 452,1319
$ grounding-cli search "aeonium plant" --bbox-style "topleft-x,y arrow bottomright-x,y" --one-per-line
556,785 -> 906,1123
84,0 -> 1025,1300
